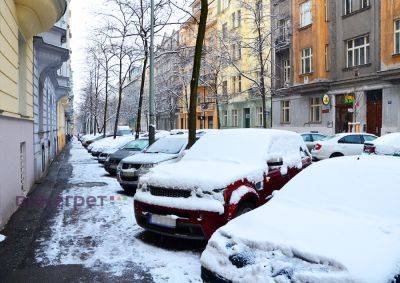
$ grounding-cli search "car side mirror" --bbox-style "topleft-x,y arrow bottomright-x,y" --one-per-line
267,157 -> 283,169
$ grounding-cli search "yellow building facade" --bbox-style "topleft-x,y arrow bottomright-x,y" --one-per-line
0,0 -> 66,228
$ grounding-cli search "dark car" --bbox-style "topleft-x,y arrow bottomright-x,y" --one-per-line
104,139 -> 149,175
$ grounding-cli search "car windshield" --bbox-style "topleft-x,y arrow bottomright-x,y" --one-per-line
145,138 -> 186,154
123,139 -> 148,151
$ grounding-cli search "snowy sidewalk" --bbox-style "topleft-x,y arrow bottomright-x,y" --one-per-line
0,140 -> 203,282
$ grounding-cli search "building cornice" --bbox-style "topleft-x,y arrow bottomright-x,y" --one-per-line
14,0 -> 67,38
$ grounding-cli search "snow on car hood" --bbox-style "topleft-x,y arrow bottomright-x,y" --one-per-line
140,160 -> 266,192
121,152 -> 178,165
201,156 -> 400,283
91,136 -> 134,152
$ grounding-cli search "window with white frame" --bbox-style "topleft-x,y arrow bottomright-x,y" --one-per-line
360,0 -> 370,9
300,1 -> 312,28
278,18 -> 289,41
222,110 -> 228,126
346,35 -> 370,68
301,48 -> 313,74
344,0 -> 352,15
257,107 -> 263,126
281,100 -> 290,123
232,109 -> 239,127
310,97 -> 322,123
283,59 -> 290,85
232,10 -> 241,28
395,20 -> 400,54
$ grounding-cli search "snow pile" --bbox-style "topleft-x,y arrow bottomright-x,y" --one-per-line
140,129 -> 306,192
90,136 -> 135,153
36,139 -> 202,282
370,132 -> 400,155
201,155 -> 400,282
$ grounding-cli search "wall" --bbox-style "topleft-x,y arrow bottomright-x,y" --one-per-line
381,0 -> 400,70
0,0 -> 34,120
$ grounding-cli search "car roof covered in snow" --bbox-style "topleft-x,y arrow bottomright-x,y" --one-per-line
139,129 -> 307,192
201,155 -> 400,283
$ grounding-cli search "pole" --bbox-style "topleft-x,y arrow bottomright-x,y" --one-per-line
148,0 -> 156,145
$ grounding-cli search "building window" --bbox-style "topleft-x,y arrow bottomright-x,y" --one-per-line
232,10 -> 241,28
395,20 -> 400,54
283,59 -> 290,85
231,76 -> 237,93
231,43 -> 241,61
346,35 -> 370,68
222,110 -> 228,126
301,48 -> 313,74
281,100 -> 290,123
325,44 -> 329,71
300,0 -> 312,28
278,18 -> 289,41
310,97 -> 322,123
257,107 -> 263,127
222,23 -> 228,39
344,0 -> 352,15
222,80 -> 228,95
360,0 -> 370,9
232,109 -> 238,127
238,75 -> 242,93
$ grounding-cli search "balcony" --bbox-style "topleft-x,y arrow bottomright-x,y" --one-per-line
14,0 -> 67,38
274,35 -> 290,52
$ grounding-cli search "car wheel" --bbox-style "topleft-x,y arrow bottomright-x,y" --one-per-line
330,152 -> 344,158
234,202 -> 255,218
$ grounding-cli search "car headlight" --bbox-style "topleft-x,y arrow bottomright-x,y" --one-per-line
117,162 -> 123,171
141,163 -> 155,169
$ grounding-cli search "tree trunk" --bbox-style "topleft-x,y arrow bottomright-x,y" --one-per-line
214,76 -> 221,129
188,0 -> 208,148
257,23 -> 268,129
135,44 -> 149,139
103,67 -> 109,137
113,56 -> 124,139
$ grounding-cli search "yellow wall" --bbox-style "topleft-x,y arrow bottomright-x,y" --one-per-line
0,0 -> 34,120
381,0 -> 400,69
57,98 -> 67,152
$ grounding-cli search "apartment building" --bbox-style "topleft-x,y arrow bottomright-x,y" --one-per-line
218,0 -> 272,129
177,0 -> 219,130
0,0 -> 67,228
272,0 -> 400,136
33,4 -> 71,180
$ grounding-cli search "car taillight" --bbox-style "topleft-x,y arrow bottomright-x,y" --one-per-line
314,143 -> 322,151
363,145 -> 376,154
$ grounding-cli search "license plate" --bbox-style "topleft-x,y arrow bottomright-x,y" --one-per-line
148,214 -> 176,228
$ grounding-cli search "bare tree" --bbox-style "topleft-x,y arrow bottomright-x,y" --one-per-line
188,0 -> 208,147
222,0 -> 273,128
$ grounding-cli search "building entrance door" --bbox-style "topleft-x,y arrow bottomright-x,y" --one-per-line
244,108 -> 251,128
335,94 -> 354,133
366,90 -> 382,136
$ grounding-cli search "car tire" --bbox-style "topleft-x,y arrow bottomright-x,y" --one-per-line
234,202 -> 255,218
330,152 -> 344,158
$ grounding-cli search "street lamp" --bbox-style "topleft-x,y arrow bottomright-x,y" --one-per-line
149,0 -> 155,145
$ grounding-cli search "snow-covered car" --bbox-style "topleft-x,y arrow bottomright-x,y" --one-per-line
301,132 -> 327,151
90,136 -> 135,158
133,129 -> 311,240
311,132 -> 377,160
200,155 -> 400,283
117,135 -> 188,192
363,132 -> 400,156
81,134 -> 104,147
104,139 -> 149,175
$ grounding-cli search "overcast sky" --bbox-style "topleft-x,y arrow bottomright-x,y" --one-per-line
69,0 -> 187,107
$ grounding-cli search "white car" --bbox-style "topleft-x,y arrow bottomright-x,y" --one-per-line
311,133 -> 377,160
117,135 -> 188,192
301,132 -> 327,151
201,156 -> 400,282
364,132 -> 400,156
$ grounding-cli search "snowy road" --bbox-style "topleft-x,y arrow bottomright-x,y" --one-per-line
34,140 -> 203,282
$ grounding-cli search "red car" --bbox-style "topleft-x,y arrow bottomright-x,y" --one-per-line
134,129 -> 311,240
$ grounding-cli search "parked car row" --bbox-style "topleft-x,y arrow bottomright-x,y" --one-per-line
78,129 -> 400,282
